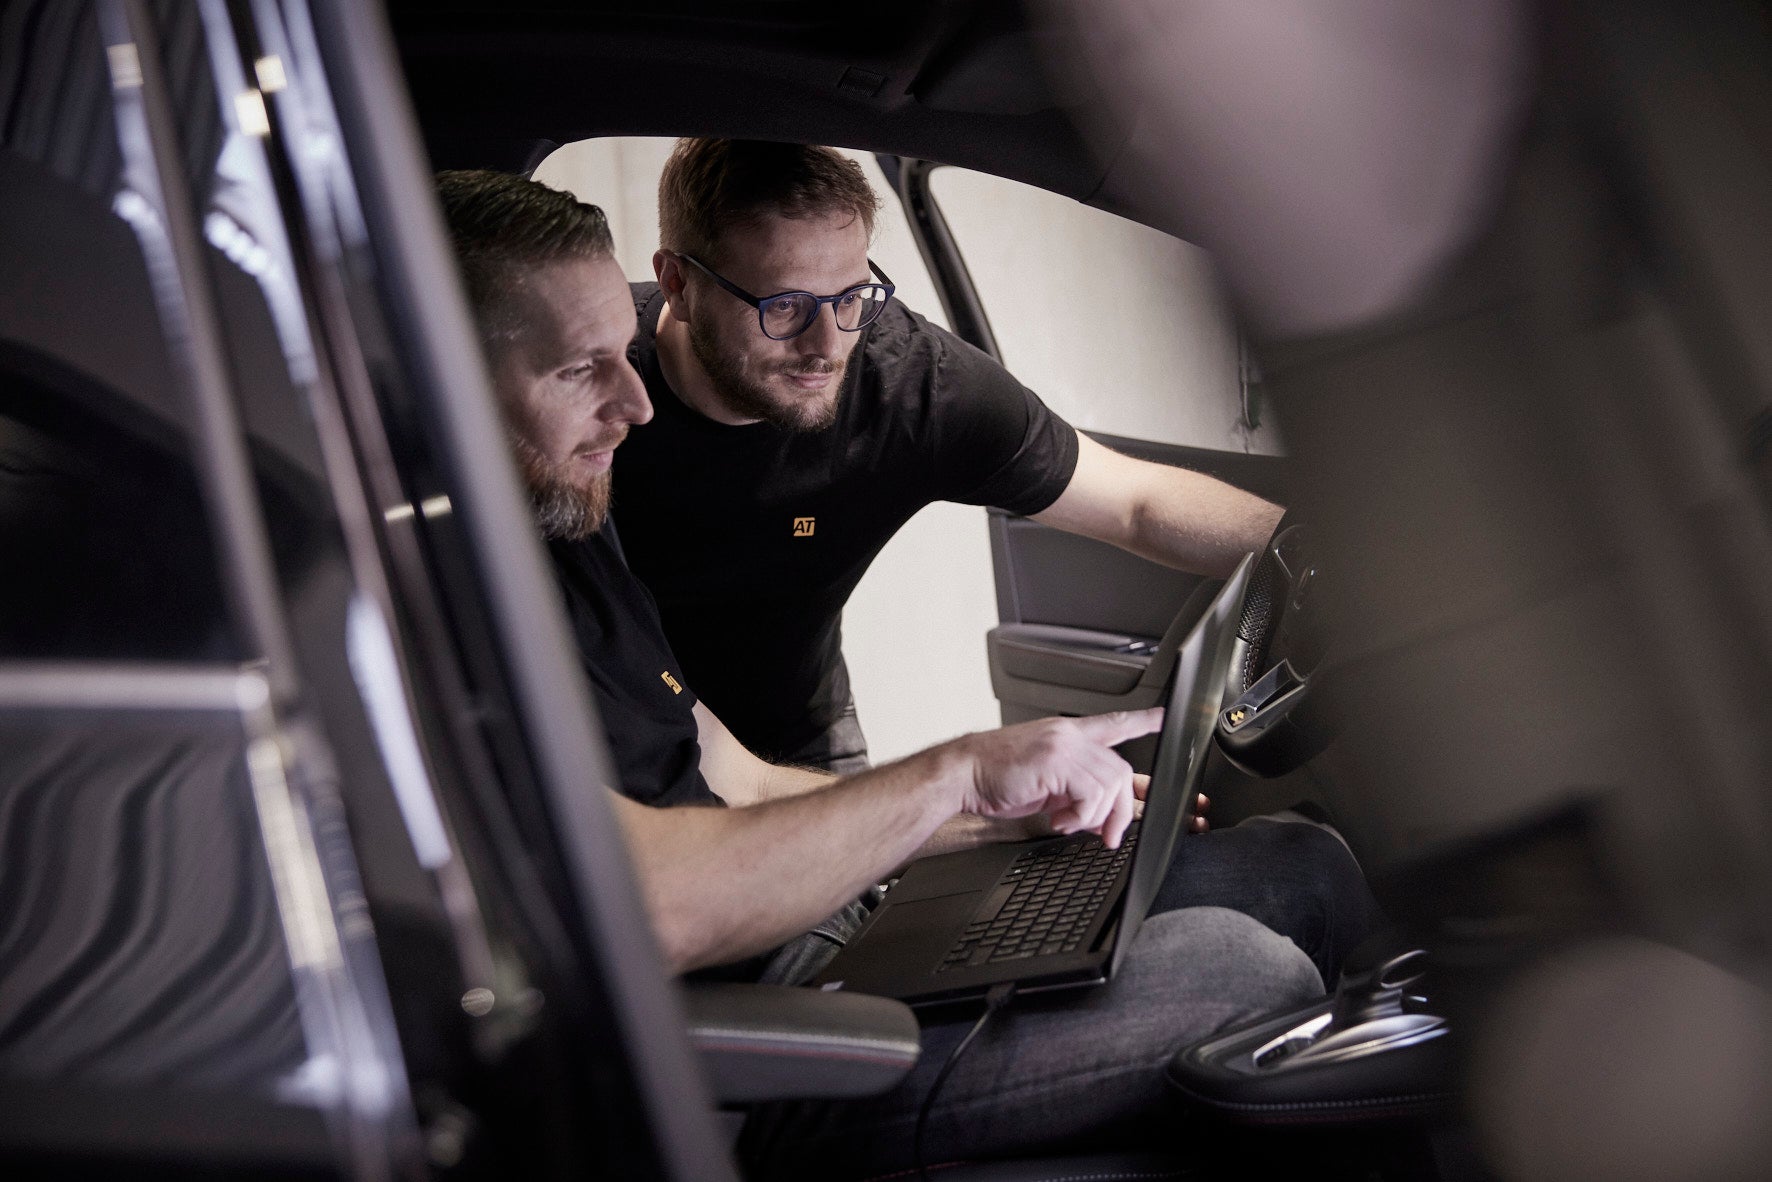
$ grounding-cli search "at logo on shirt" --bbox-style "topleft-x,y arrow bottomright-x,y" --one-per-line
660,671 -> 683,695
792,516 -> 816,537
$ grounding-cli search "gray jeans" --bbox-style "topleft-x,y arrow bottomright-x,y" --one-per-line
738,906 -> 1323,1179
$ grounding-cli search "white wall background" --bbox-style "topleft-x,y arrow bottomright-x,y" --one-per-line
534,138 -> 1277,763
931,169 -> 1280,456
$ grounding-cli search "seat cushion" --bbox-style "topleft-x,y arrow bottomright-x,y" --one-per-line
853,1151 -> 1193,1182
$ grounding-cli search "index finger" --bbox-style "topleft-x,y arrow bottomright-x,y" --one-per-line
1070,707 -> 1164,747
1099,778 -> 1135,849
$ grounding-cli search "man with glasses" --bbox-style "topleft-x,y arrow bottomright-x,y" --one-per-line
615,137 -> 1285,776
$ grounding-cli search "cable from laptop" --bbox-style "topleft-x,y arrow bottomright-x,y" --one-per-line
914,981 -> 1016,1182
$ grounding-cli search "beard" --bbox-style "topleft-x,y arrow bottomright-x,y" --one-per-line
688,315 -> 844,432
510,431 -> 615,541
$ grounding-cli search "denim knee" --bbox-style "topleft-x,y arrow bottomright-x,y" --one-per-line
1150,819 -> 1382,984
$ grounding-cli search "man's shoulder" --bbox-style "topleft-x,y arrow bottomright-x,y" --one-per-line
859,298 -> 1021,411
863,298 -> 942,358
630,280 -> 664,325
549,528 -> 616,591
549,526 -> 678,657
627,283 -> 665,379
550,527 -> 643,610
857,299 -> 958,398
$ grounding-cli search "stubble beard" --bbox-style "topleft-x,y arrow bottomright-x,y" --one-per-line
511,432 -> 614,541
687,315 -> 844,433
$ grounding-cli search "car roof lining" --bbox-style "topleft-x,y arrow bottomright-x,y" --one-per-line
388,0 -> 1177,230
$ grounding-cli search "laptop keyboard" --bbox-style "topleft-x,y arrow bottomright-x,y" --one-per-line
935,825 -> 1141,973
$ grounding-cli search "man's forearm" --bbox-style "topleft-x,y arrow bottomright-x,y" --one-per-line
1035,434 -> 1282,578
617,745 -> 967,973
1128,468 -> 1281,577
622,708 -> 1160,976
907,812 -> 1045,865
754,761 -> 837,802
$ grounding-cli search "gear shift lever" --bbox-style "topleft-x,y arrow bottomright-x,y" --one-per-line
1252,948 -> 1442,1069
1167,941 -> 1453,1122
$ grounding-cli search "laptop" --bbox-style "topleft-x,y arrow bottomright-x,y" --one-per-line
812,555 -> 1254,1005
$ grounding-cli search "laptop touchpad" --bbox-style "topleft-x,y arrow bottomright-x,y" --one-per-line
851,893 -> 975,976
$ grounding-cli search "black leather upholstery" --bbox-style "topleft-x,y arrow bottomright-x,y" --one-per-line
683,983 -> 921,1104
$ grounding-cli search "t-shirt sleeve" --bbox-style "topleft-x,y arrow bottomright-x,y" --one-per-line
924,326 -> 1079,515
549,533 -> 723,810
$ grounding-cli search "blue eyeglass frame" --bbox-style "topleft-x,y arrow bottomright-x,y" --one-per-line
676,252 -> 897,341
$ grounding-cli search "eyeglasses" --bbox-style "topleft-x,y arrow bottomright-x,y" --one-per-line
676,252 -> 896,341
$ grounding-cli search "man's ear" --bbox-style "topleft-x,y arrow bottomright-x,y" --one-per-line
655,249 -> 689,311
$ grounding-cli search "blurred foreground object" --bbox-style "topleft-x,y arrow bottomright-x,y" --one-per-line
1042,0 -> 1772,1177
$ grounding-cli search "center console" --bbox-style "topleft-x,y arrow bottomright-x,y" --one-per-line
1168,946 -> 1454,1124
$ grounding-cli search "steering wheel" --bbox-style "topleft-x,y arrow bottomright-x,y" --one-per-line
1215,523 -> 1335,776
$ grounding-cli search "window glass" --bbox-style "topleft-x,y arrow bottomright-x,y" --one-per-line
928,166 -> 1282,455
529,140 -> 1000,765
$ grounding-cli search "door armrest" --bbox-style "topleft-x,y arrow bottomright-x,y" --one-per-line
989,623 -> 1157,695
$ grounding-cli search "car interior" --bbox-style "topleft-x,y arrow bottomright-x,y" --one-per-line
3,0 -> 1771,1179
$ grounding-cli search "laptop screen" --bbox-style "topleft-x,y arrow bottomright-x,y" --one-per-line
1109,553 -> 1254,975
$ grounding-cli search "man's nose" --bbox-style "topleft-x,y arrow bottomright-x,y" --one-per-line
611,359 -> 654,426
795,302 -> 843,355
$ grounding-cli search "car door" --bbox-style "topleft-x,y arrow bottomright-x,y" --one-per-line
1,3 -> 736,1176
877,157 -> 1289,732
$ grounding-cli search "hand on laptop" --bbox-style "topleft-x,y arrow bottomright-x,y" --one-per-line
952,708 -> 1162,849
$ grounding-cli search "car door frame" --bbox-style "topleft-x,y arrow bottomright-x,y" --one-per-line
874,153 -> 1290,725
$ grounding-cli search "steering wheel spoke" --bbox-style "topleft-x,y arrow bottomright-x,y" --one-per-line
1214,523 -> 1336,776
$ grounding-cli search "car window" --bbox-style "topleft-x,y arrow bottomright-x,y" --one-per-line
525,141 -> 1286,762
928,166 -> 1282,455
530,139 -> 1007,762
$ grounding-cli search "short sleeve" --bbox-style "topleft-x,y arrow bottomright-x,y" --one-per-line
925,328 -> 1079,515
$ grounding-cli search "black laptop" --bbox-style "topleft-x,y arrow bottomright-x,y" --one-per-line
812,555 -> 1254,1005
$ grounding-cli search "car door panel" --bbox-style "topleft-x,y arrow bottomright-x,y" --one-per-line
988,435 -> 1289,725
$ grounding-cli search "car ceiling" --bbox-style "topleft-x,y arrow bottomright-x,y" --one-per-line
388,0 -> 1173,230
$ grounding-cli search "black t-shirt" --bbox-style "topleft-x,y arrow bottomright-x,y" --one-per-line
550,527 -> 722,809
613,283 -> 1079,759
549,526 -> 806,984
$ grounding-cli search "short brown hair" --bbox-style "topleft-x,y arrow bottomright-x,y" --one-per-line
657,139 -> 880,264
435,169 -> 615,346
